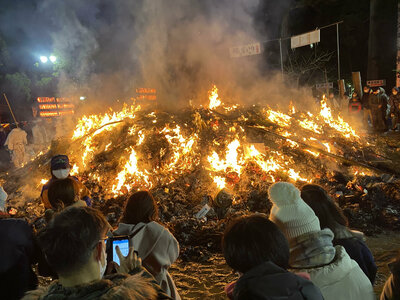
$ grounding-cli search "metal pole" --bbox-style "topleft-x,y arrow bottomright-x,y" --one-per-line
336,23 -> 341,81
3,93 -> 18,127
279,38 -> 284,76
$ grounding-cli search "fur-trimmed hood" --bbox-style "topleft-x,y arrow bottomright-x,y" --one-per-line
22,271 -> 158,300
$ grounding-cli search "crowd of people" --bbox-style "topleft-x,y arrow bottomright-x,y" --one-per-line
328,85 -> 400,133
1,154 -> 400,299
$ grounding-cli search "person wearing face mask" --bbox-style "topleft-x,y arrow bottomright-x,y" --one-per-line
389,87 -> 400,131
23,207 -> 172,300
40,155 -> 92,209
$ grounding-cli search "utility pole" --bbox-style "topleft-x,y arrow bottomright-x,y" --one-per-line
336,23 -> 341,81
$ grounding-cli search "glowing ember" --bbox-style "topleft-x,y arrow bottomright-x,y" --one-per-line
266,110 -> 292,127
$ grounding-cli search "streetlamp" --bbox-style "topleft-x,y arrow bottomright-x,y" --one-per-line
39,55 -> 57,64
49,55 -> 57,63
39,56 -> 48,63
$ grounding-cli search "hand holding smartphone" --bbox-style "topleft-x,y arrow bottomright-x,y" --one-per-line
106,236 -> 141,273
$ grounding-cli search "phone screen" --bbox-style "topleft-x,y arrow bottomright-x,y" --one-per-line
112,239 -> 129,265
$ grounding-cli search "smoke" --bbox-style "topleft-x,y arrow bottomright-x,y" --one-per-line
34,0 -> 304,109
0,0 -> 310,112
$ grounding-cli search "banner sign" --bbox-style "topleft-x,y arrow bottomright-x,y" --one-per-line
366,79 -> 386,87
291,30 -> 320,49
315,82 -> 333,89
229,42 -> 262,58
36,97 -> 75,117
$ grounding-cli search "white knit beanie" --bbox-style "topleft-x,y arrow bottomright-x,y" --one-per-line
268,182 -> 320,240
0,187 -> 7,212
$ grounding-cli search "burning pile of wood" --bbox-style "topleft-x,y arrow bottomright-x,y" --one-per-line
2,85 -> 400,260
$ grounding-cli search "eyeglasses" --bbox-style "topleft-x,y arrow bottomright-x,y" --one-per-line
92,237 -> 108,250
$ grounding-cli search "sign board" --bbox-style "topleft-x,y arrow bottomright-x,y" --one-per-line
315,82 -> 333,89
366,79 -> 386,87
229,42 -> 262,58
135,88 -> 157,101
36,97 -> 75,117
291,30 -> 320,49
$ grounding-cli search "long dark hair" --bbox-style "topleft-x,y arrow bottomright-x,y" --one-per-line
121,191 -> 159,225
300,184 -> 348,232
222,214 -> 289,273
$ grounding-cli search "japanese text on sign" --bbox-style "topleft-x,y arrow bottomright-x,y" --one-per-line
229,42 -> 262,58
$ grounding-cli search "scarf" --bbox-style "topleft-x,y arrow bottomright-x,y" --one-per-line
289,228 -> 336,268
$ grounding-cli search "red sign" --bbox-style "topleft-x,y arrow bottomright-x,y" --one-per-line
36,97 -> 75,117
366,79 -> 386,87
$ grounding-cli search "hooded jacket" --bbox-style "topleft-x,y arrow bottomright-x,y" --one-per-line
292,245 -> 374,300
113,222 -> 180,300
333,225 -> 377,284
22,270 -> 172,300
233,261 -> 324,300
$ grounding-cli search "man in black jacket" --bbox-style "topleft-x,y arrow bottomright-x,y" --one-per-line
23,207 -> 171,300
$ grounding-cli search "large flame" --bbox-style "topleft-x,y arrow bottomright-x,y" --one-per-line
208,85 -> 222,109
65,85 -> 362,198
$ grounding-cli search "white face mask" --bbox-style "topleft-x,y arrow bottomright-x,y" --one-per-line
52,168 -> 70,179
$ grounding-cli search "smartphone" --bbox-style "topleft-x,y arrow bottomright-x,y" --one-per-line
106,236 -> 130,265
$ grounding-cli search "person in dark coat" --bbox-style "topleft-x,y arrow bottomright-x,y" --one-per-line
300,184 -> 377,284
222,214 -> 324,300
369,88 -> 387,132
389,87 -> 400,131
361,86 -> 372,128
0,217 -> 38,300
381,251 -> 400,300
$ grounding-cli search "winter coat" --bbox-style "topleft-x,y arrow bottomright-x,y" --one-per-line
361,93 -> 371,109
333,225 -> 377,284
293,245 -> 374,300
22,268 -> 172,300
0,218 -> 38,300
40,176 -> 92,209
4,127 -> 27,150
348,98 -> 363,115
113,222 -> 180,299
389,94 -> 400,115
380,255 -> 400,300
233,261 -> 324,300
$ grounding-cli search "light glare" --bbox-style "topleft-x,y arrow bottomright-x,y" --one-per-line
49,55 -> 57,63
40,56 -> 48,63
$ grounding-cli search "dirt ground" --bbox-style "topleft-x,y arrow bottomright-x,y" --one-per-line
167,231 -> 400,299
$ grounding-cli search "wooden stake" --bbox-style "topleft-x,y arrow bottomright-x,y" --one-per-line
3,93 -> 18,127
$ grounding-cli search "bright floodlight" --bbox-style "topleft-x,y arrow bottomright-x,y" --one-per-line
49,55 -> 57,63
40,56 -> 48,63
80,96 -> 86,101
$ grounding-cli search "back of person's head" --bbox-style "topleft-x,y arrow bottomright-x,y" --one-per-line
222,214 -> 289,273
300,184 -> 348,232
38,206 -> 109,275
121,191 -> 158,224
48,178 -> 76,210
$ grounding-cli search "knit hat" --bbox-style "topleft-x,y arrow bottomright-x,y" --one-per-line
268,182 -> 320,240
51,155 -> 70,170
0,187 -> 7,212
